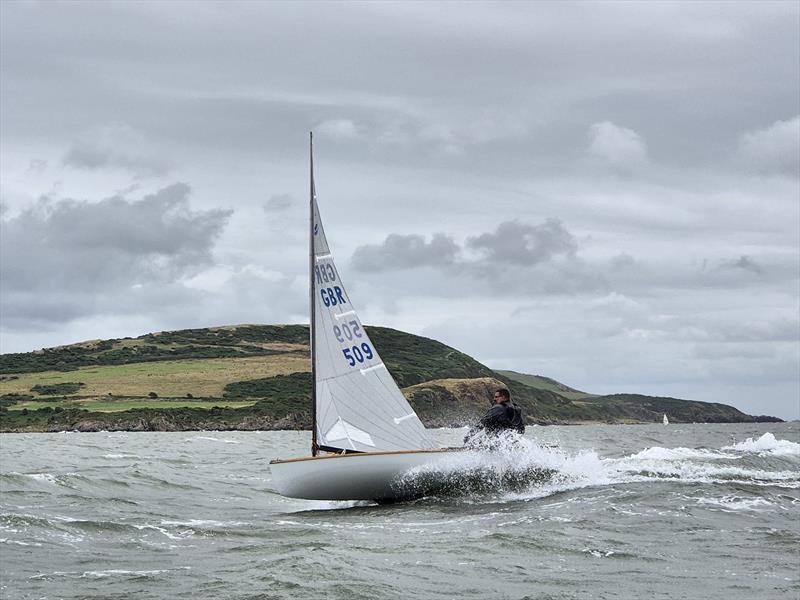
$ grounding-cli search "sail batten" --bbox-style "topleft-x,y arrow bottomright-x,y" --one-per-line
309,169 -> 434,452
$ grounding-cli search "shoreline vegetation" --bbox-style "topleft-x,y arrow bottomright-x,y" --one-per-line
0,325 -> 782,433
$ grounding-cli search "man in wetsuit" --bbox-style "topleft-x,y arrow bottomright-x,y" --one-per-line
464,388 -> 525,445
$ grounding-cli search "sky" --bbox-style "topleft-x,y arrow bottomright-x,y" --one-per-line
1,1 -> 798,420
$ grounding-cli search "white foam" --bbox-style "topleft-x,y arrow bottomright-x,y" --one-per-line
159,519 -> 247,528
694,494 -> 774,512
582,548 -> 615,558
133,524 -> 192,540
10,472 -> 82,487
405,430 -> 800,500
30,567 -> 191,580
0,538 -> 42,547
627,447 -> 734,461
80,567 -> 190,578
606,457 -> 799,488
183,436 -> 241,444
25,473 -> 60,485
723,432 -> 800,457
400,434 -> 612,501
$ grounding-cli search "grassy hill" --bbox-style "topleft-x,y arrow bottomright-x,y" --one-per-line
0,324 -> 780,432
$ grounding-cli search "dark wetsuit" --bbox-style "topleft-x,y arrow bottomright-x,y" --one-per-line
464,400 -> 525,444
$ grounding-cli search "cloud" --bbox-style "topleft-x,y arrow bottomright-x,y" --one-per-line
351,219 -> 579,275
27,159 -> 47,173
737,116 -> 800,177
264,193 -> 294,212
0,183 -> 232,327
351,233 -> 459,272
62,122 -> 171,176
317,119 -> 361,140
587,121 -> 648,168
722,255 -> 765,275
347,221 -> 795,309
466,219 -> 578,266
610,252 -> 636,269
347,219 -> 607,300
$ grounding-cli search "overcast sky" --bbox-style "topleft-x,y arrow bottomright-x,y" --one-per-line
1,1 -> 798,419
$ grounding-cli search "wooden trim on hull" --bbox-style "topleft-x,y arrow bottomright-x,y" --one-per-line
269,447 -> 461,465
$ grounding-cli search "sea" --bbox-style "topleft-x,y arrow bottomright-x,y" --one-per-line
1,423 -> 798,600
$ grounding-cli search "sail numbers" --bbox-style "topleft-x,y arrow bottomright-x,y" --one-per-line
333,321 -> 372,368
333,321 -> 362,342
342,343 -> 374,366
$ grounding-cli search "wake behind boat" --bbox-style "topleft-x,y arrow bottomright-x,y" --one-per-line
270,134 -> 480,502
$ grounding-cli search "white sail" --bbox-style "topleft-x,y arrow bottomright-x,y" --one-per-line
663,413 -> 669,425
311,196 -> 434,453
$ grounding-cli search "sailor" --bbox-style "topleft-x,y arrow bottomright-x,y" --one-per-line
463,388 -> 525,446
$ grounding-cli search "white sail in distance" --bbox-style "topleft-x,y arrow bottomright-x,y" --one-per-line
310,196 -> 434,453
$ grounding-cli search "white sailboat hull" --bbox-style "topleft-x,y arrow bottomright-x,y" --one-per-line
270,449 -> 459,502
270,447 -> 554,502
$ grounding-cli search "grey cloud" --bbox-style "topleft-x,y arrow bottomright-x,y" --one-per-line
610,252 -> 636,269
715,317 -> 799,343
0,183 -> 232,326
3,3 -> 796,177
622,313 -> 800,345
690,342 -> 779,361
264,194 -> 294,212
737,116 -> 800,177
63,122 -> 171,176
722,255 -> 765,275
467,219 -> 578,266
348,219 -> 609,299
599,251 -> 796,294
27,159 -> 47,173
1,291 -> 93,328
351,233 -> 459,272
350,230 -> 795,306
351,219 -> 579,274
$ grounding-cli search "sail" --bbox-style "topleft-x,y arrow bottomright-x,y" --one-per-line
311,196 -> 434,453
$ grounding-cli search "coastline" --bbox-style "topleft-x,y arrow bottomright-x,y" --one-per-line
1,416 -> 781,434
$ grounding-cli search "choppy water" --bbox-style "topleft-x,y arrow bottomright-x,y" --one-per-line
1,423 -> 798,600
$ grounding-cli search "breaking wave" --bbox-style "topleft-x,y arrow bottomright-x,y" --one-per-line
722,432 -> 800,457
398,431 -> 800,500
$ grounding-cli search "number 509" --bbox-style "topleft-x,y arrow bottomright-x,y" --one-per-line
343,343 -> 373,366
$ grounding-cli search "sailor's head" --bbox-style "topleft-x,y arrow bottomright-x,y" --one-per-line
493,388 -> 510,404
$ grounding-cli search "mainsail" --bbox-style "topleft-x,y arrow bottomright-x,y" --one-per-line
309,139 -> 434,454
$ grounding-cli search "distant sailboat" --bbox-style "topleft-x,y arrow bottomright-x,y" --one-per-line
663,413 -> 669,425
269,134 -> 463,502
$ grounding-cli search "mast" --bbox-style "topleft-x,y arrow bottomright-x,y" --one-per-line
309,132 -> 318,456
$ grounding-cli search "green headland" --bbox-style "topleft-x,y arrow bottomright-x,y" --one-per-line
0,325 -> 781,432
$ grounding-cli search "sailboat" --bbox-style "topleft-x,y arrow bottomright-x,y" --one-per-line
663,413 -> 669,425
269,134 -> 459,502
